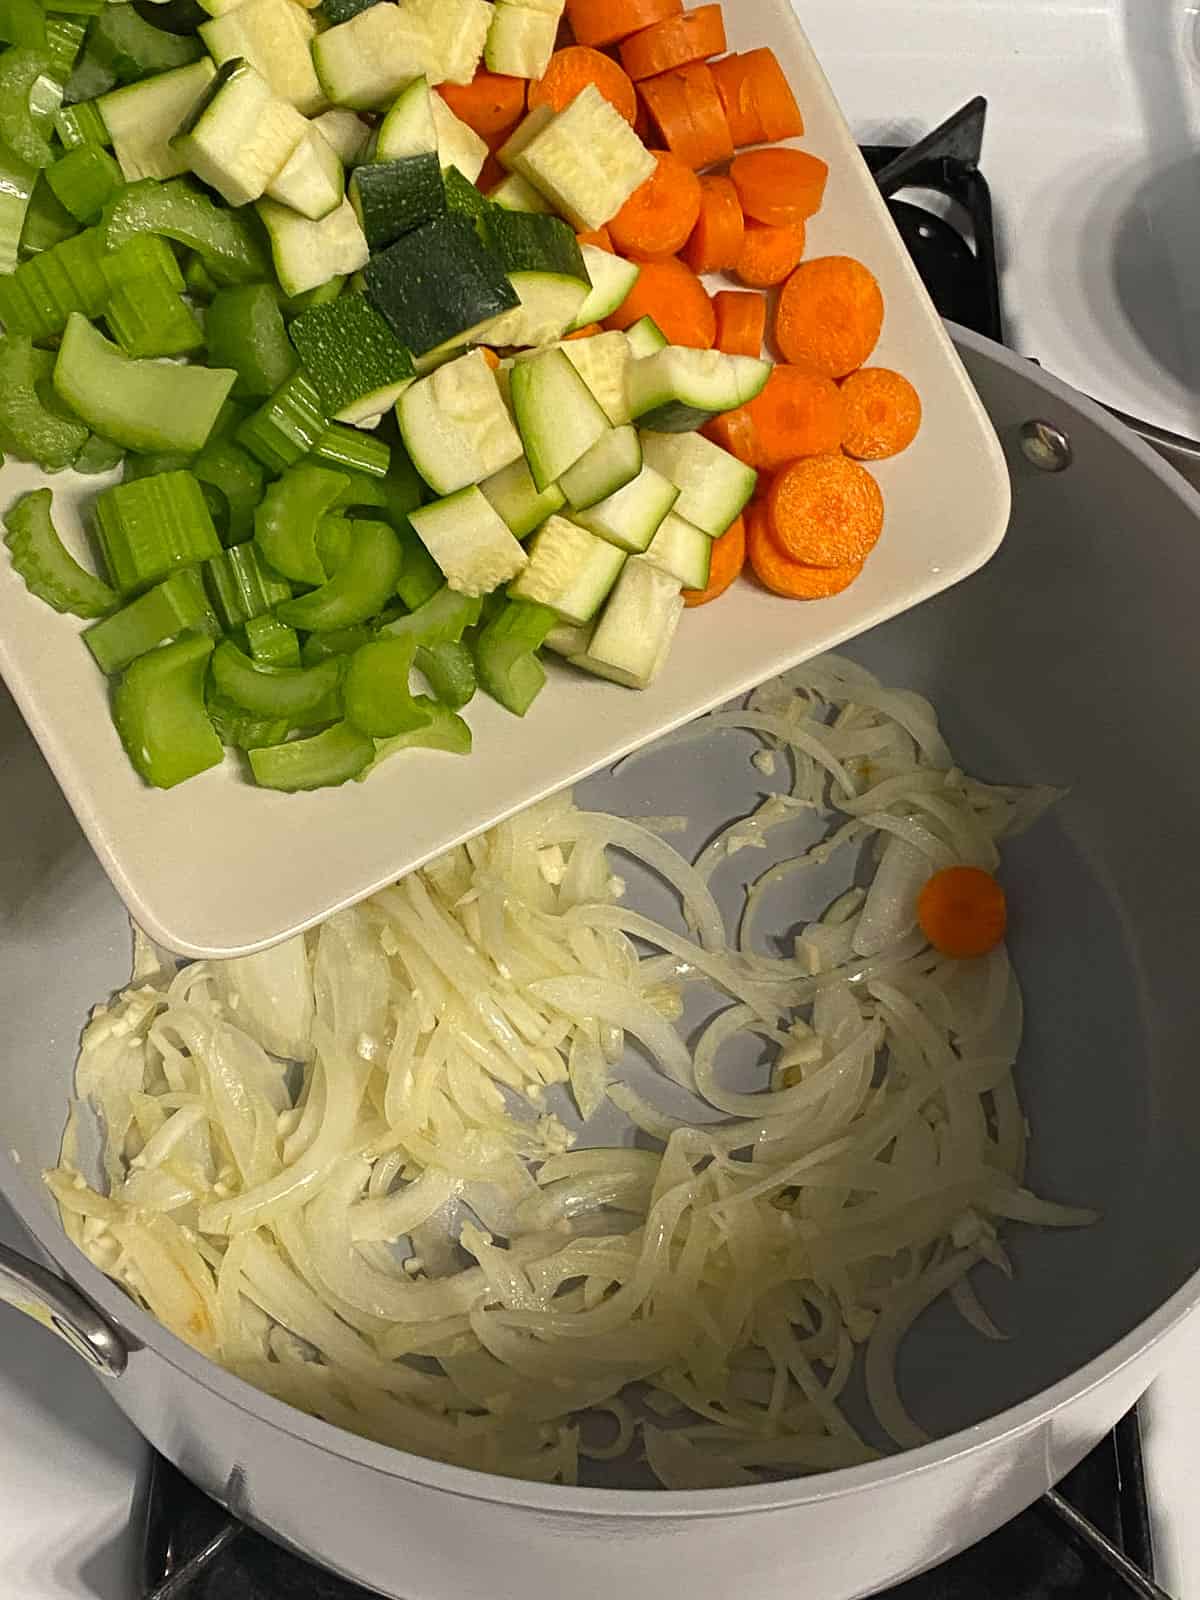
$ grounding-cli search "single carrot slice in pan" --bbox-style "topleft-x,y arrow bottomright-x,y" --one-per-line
619,5 -> 727,80
682,514 -> 746,606
681,175 -> 744,274
712,289 -> 766,357
610,149 -> 702,259
735,218 -> 806,288
730,148 -> 828,226
440,71 -> 527,138
917,867 -> 1007,958
529,46 -> 639,125
566,0 -> 682,49
711,49 -> 803,145
639,61 -> 734,168
766,455 -> 883,568
742,366 -> 843,470
840,367 -> 923,459
775,256 -> 885,379
745,502 -> 863,599
603,254 -> 715,348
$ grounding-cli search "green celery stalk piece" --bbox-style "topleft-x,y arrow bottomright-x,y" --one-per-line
105,270 -> 204,358
87,5 -> 201,83
189,439 -> 263,547
314,512 -> 352,578
17,171 -> 77,254
472,598 -> 557,716
327,467 -> 388,511
343,634 -> 430,738
202,540 -> 291,630
94,467 -> 221,594
0,145 -> 35,271
384,584 -> 482,648
0,49 -> 55,167
0,333 -> 89,470
359,694 -> 470,777
249,721 -> 374,791
253,461 -> 349,587
54,312 -> 235,453
103,177 -> 270,284
206,282 -> 297,400
73,432 -> 124,475
244,612 -> 300,668
84,566 -> 218,674
211,639 -> 342,720
3,485 -> 116,616
236,371 -> 328,474
276,518 -> 404,633
46,142 -> 121,223
312,422 -> 390,478
0,0 -> 47,50
415,638 -> 475,710
206,688 -> 290,751
43,14 -> 88,80
113,633 -> 224,789
184,252 -> 218,301
300,622 -> 376,666
394,523 -> 443,611
53,101 -> 110,151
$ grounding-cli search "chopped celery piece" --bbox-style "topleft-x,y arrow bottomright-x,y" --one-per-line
46,142 -> 121,221
95,468 -> 221,593
249,721 -> 373,791
122,449 -> 189,482
0,49 -> 55,167
416,638 -> 475,709
18,170 -> 76,254
327,467 -> 387,511
312,422 -> 390,478
0,0 -> 47,50
184,251 -> 217,299
190,438 -> 263,546
44,15 -> 88,81
105,269 -> 204,356
63,44 -> 117,103
103,177 -> 270,283
50,0 -> 106,16
206,282 -> 296,399
236,370 -> 327,473
472,597 -> 556,716
89,5 -> 203,83
202,540 -> 291,629
361,694 -> 470,775
211,639 -> 341,720
0,334 -> 89,470
384,584 -> 481,648
113,632 -> 223,788
84,566 -> 218,673
343,634 -> 430,738
54,313 -> 235,452
2,226 -> 180,337
206,689 -> 289,751
53,100 -> 111,149
288,291 -> 414,416
253,461 -> 349,586
0,147 -> 36,272
395,524 -> 442,610
73,432 -> 124,473
3,486 -> 116,615
279,272 -> 345,320
300,622 -> 375,665
276,517 -> 403,632
245,612 -> 300,668
382,443 -> 423,518
314,510 -> 351,577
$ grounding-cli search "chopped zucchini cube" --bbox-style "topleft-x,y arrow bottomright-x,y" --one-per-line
410,485 -> 529,598
362,212 -> 518,358
575,554 -> 683,690
430,92 -> 488,182
572,462 -> 678,553
350,151 -> 445,251
289,292 -> 414,419
514,83 -> 655,232
265,125 -> 343,220
508,513 -> 625,625
560,329 -> 633,425
257,195 -> 369,297
199,0 -> 324,115
98,60 -> 217,183
480,454 -> 565,540
477,208 -> 591,348
485,3 -> 557,79
398,347 -> 523,497
312,6 -> 431,112
642,509 -> 711,590
407,0 -> 492,87
630,346 -> 771,432
640,430 -> 757,537
376,75 -> 437,160
510,345 -> 609,491
172,59 -> 308,207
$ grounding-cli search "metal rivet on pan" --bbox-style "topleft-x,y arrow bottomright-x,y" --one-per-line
1019,420 -> 1074,472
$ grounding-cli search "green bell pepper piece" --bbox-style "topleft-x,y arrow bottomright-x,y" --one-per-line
0,48 -> 55,167
84,566 -> 218,673
0,333 -> 89,470
249,720 -> 373,791
416,638 -> 475,710
103,177 -> 270,284
113,632 -> 223,788
343,634 -> 430,738
206,282 -> 297,400
472,598 -> 556,716
276,518 -> 404,633
360,694 -> 470,777
210,639 -> 342,720
253,462 -> 349,587
3,486 -> 116,616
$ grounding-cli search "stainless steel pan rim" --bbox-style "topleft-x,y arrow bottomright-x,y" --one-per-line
4,319 -> 1198,1517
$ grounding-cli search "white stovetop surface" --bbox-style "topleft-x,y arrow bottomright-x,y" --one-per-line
5,1 -> 1200,1594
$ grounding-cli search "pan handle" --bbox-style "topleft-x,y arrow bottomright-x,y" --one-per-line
0,1238 -> 128,1376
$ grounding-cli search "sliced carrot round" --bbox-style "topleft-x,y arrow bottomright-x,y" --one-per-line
563,323 -> 603,340
746,502 -> 863,599
730,148 -> 828,226
603,254 -> 715,348
529,46 -> 639,125
609,149 -> 702,259
917,866 -> 1007,959
735,218 -> 806,288
439,71 -> 527,139
776,256 -> 885,379
840,367 -> 923,460
681,174 -> 744,275
766,455 -> 883,567
682,514 -> 746,606
713,289 -> 766,357
639,61 -> 734,169
576,226 -> 614,252
566,0 -> 682,49
619,4 -> 727,80
742,366 -> 843,470
704,404 -> 760,466
711,49 -> 803,146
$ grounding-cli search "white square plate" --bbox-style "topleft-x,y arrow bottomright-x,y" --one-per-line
0,0 -> 1010,958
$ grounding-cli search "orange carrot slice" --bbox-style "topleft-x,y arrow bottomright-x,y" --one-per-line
917,867 -> 1007,958
766,455 -> 883,567
682,514 -> 746,606
603,254 -> 715,348
609,149 -> 702,259
439,71 -> 527,138
529,46 -> 638,125
735,218 -> 806,288
745,502 -> 863,599
638,61 -> 733,168
704,404 -> 760,466
840,367 -> 923,459
776,256 -> 885,379
566,0 -> 682,49
711,49 -> 803,146
619,5 -> 727,80
742,366 -> 843,470
563,323 -> 604,340
681,174 -> 744,274
730,148 -> 828,226
576,226 -> 614,252
712,289 -> 766,356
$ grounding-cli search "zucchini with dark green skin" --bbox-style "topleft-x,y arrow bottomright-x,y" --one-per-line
350,152 -> 444,251
476,208 -> 592,348
362,213 -> 517,357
